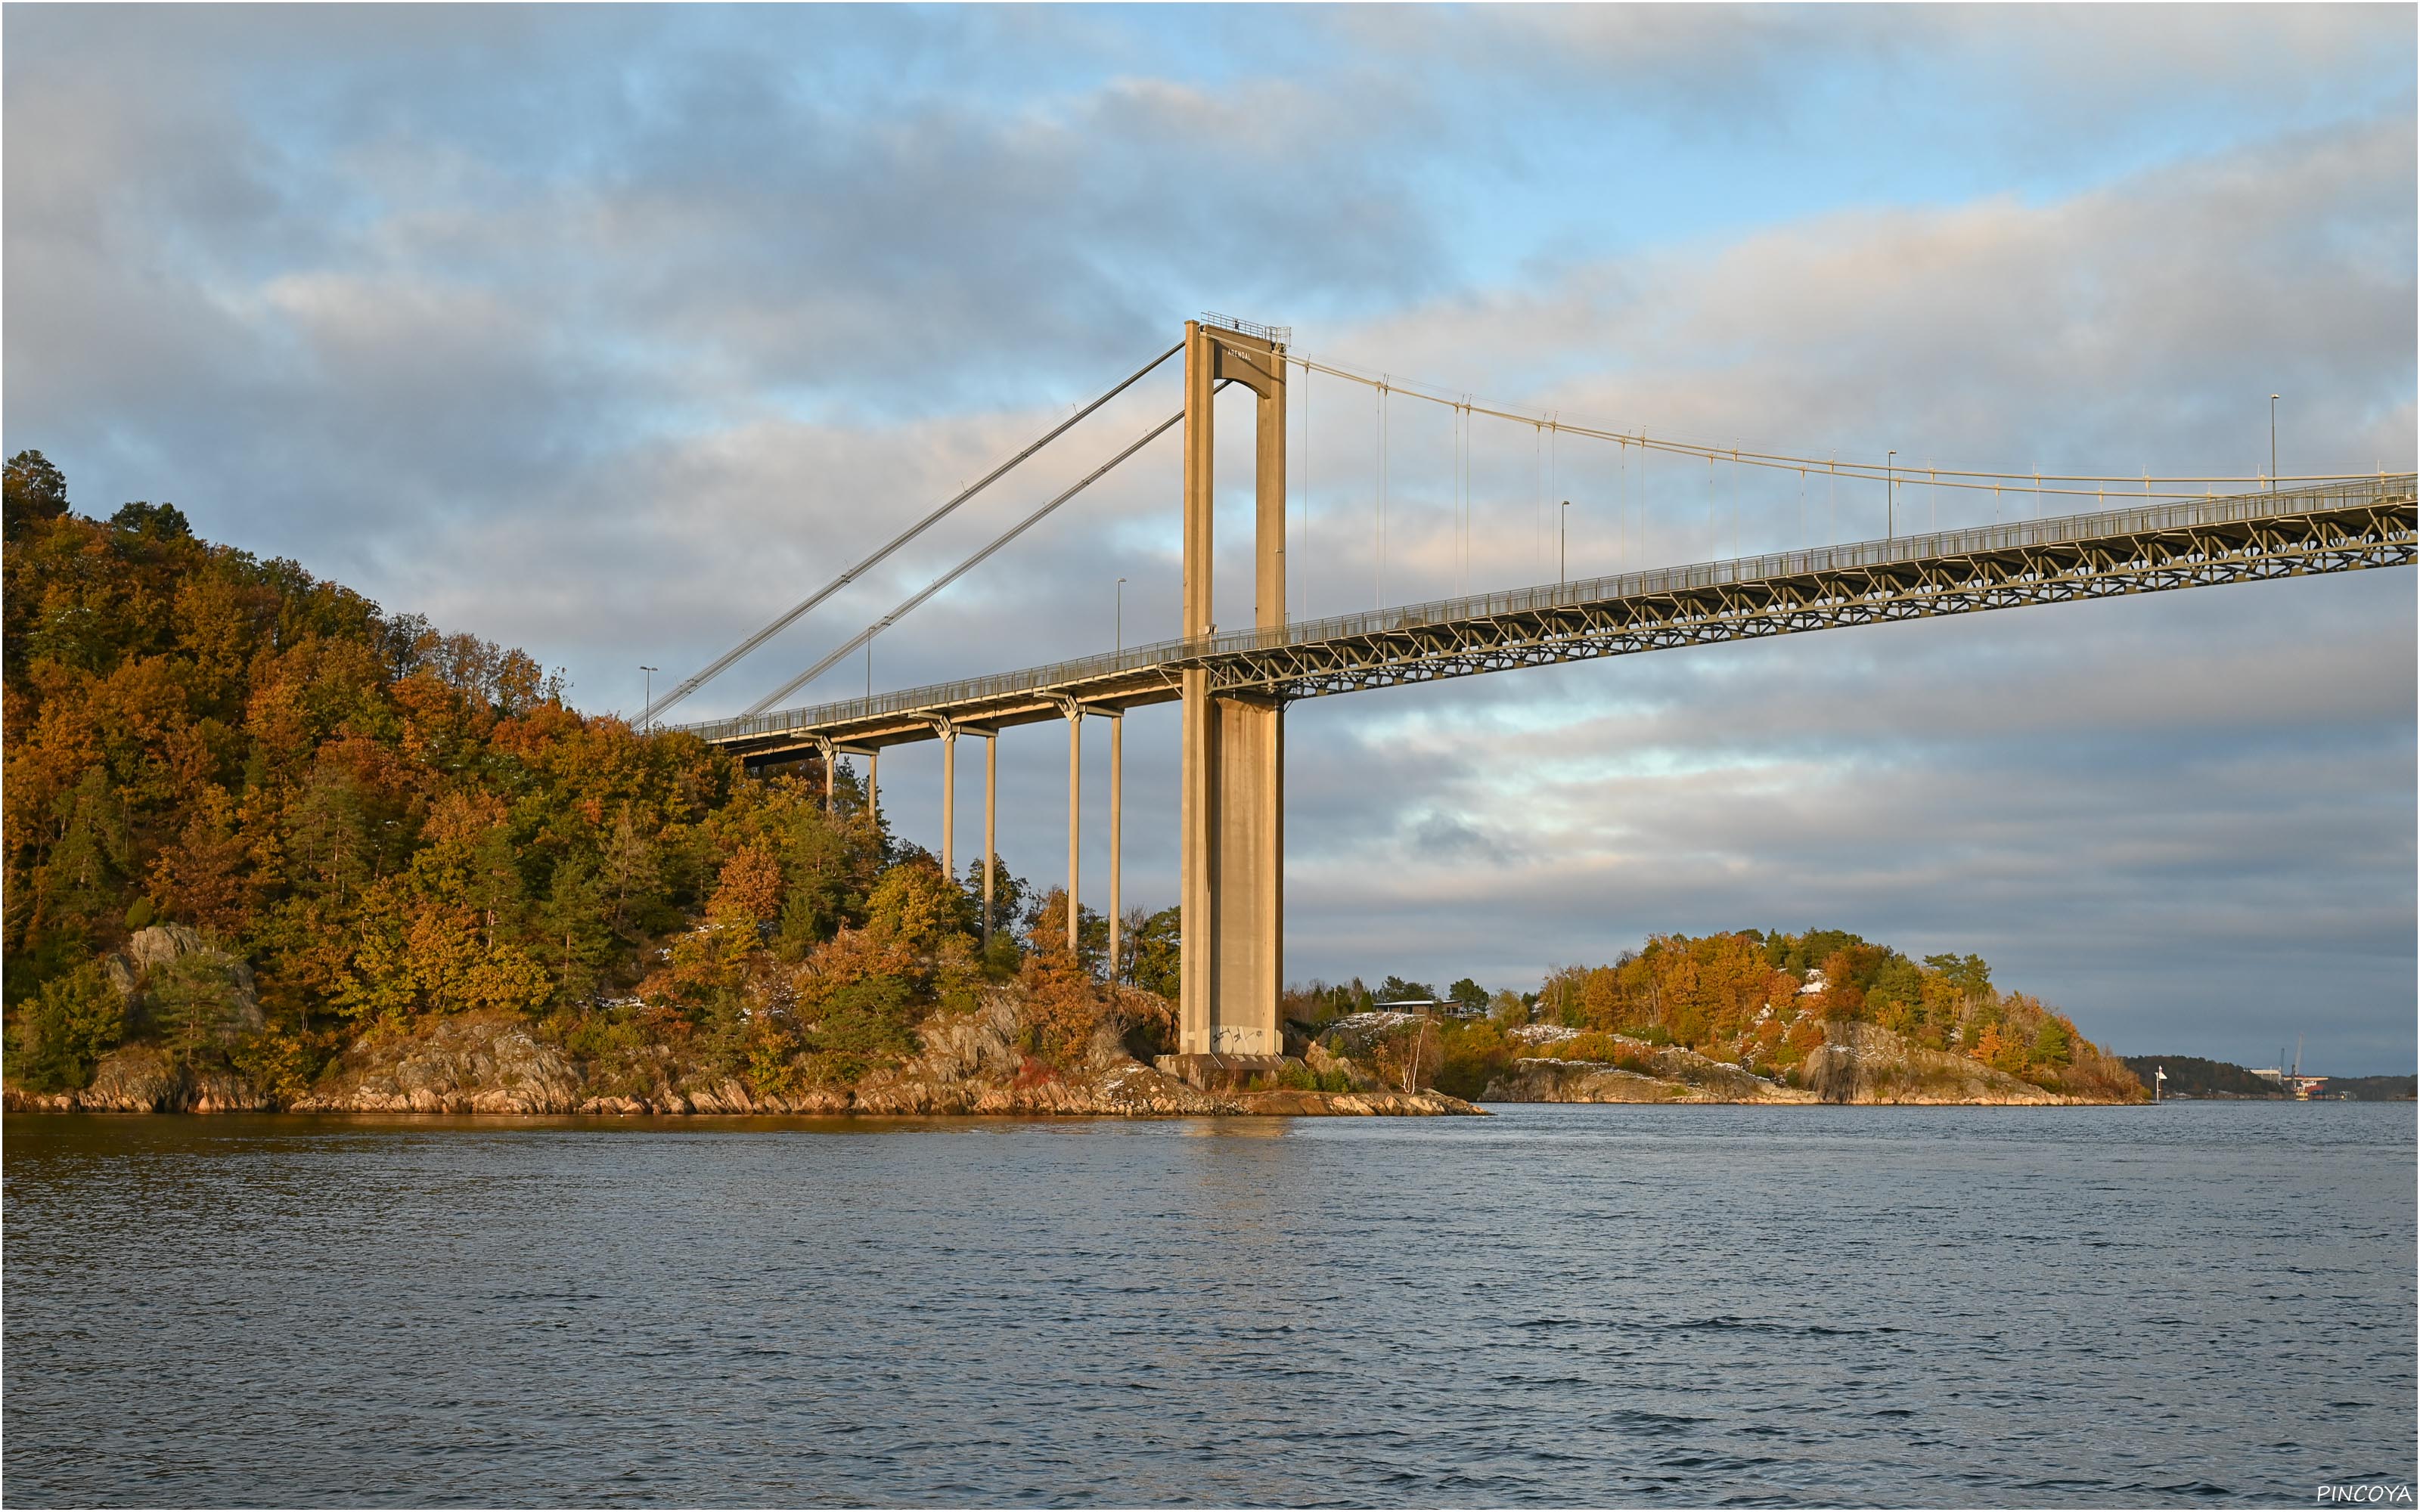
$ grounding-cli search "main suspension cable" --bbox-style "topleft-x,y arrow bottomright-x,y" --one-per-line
1288,351 -> 2393,499
644,340 -> 1183,723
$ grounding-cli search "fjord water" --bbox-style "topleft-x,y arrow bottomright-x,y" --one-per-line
5,1104 -> 2412,1507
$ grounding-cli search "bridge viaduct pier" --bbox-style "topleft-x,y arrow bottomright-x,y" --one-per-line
816,701 -> 1130,971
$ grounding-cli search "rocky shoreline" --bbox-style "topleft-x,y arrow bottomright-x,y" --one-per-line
3,1002 -> 1483,1119
3,928 -> 2128,1117
3,1012 -> 2124,1116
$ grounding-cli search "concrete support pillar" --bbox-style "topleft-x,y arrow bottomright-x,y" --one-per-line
1107,713 -> 1123,983
936,723 -> 956,881
814,737 -> 835,813
1064,703 -> 1082,955
1178,669 -> 1212,1031
982,732 -> 997,949
1177,320 -> 1288,1055
868,750 -> 878,816
1180,690 -> 1284,1053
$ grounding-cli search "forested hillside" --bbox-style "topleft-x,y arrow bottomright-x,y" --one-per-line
1,451 -> 1142,1101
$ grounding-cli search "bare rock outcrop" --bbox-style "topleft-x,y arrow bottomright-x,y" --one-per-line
1304,1040 -> 1385,1092
1231,1086 -> 1482,1116
1484,1057 -> 1698,1103
852,993 -> 1246,1115
5,1043 -> 277,1113
1314,1010 -> 1435,1061
1801,1020 -> 2074,1105
1483,1035 -> 1813,1104
1632,1040 -> 1792,1099
290,1014 -> 585,1114
5,928 -> 280,1111
105,925 -> 264,1040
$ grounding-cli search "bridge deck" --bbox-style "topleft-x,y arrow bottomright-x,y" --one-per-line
680,476 -> 2416,758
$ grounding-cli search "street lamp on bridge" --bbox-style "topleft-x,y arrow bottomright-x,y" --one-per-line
1559,500 -> 1571,585
1887,451 -> 1897,541
2270,394 -> 2280,492
1115,577 -> 1127,652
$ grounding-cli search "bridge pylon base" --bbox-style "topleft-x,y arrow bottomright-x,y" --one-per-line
1156,1053 -> 1302,1093
1178,673 -> 1283,1056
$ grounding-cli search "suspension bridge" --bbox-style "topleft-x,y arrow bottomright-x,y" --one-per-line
654,317 -> 2417,1069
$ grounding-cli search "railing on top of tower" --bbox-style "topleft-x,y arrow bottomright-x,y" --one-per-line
1201,312 -> 1292,348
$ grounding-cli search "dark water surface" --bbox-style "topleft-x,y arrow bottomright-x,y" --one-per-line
5,1103 -> 2412,1507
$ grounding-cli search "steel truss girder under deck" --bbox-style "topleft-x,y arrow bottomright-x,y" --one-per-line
1212,502 -> 2412,703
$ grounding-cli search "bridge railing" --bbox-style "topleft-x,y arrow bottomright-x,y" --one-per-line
679,476 -> 2412,743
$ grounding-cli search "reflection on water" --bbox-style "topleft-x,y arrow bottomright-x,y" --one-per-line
5,1104 -> 2413,1507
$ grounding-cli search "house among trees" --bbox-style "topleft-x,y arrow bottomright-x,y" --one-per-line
1376,998 -> 1480,1021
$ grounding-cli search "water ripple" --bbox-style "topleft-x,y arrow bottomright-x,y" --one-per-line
4,1102 -> 2413,1506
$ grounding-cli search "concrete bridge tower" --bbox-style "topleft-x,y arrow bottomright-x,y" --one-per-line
1178,318 -> 1287,1055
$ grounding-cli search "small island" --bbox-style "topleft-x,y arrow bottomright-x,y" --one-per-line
1295,925 -> 2144,1106
3,454 -> 2142,1116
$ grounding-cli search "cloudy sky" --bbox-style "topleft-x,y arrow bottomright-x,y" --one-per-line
8,5 -> 2413,1070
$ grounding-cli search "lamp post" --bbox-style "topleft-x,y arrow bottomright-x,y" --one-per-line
1886,451 -> 1897,540
1559,500 -> 1571,585
2269,394 -> 2279,492
639,666 -> 656,735
1115,577 -> 1127,652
